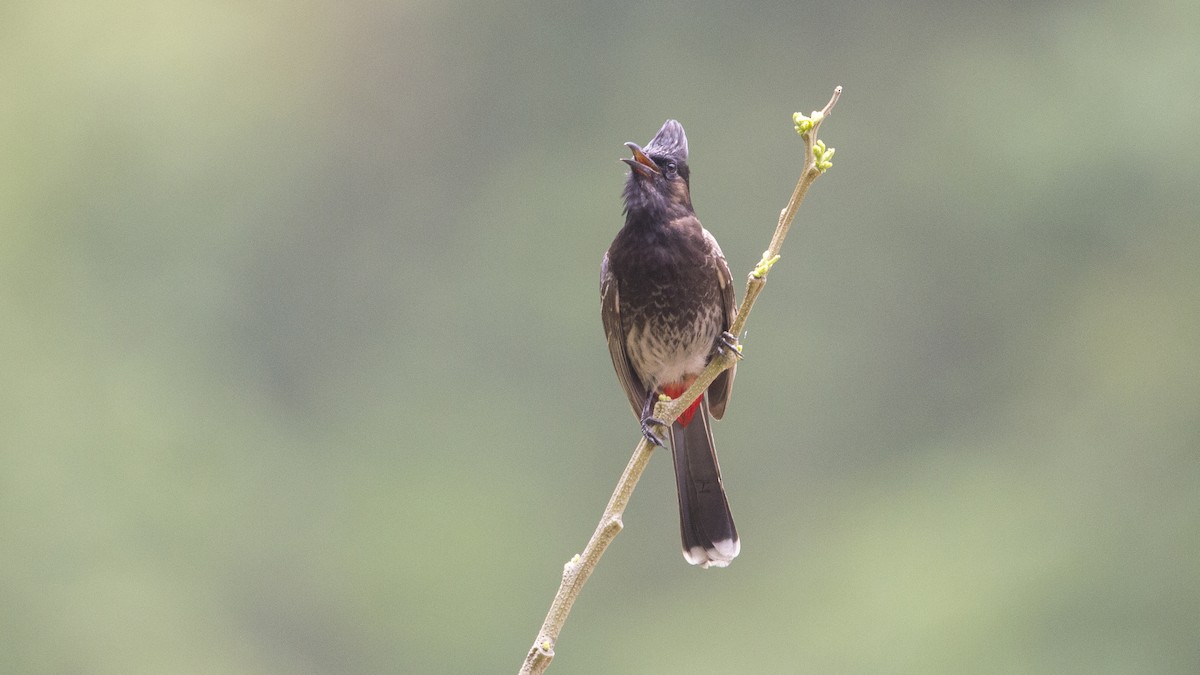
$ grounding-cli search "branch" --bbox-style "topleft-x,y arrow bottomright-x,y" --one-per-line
657,85 -> 840,426
520,86 -> 842,675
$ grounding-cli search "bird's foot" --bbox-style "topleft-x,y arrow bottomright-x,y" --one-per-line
716,331 -> 744,360
639,416 -> 667,447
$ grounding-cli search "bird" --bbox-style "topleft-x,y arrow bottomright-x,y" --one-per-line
600,119 -> 740,568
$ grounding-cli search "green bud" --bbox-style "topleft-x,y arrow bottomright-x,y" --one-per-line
751,253 -> 781,279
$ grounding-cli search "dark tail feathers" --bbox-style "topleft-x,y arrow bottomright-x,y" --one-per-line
669,396 -> 739,568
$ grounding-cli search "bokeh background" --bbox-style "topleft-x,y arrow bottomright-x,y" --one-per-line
4,1 -> 1198,673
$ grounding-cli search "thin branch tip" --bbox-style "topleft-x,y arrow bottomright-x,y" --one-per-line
823,86 -> 843,116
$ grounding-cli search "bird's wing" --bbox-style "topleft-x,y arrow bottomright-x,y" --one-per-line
601,252 -> 647,416
703,227 -> 737,420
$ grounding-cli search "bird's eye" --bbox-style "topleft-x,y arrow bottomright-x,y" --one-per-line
665,161 -> 677,176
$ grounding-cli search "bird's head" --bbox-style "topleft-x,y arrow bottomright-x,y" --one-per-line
622,119 -> 693,219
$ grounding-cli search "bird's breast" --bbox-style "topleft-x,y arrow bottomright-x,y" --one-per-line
621,280 -> 724,390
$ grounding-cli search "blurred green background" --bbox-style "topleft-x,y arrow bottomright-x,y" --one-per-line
4,1 -> 1198,673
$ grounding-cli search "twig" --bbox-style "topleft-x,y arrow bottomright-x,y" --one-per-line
519,86 -> 842,675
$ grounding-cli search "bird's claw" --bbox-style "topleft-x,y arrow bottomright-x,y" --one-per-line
716,331 -> 743,360
640,417 -> 667,447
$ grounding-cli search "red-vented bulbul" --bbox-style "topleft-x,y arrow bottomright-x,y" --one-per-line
600,119 -> 740,568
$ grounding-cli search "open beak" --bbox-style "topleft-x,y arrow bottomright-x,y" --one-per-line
621,142 -> 660,178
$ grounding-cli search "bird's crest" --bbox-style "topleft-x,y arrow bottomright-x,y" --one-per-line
644,119 -> 688,162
